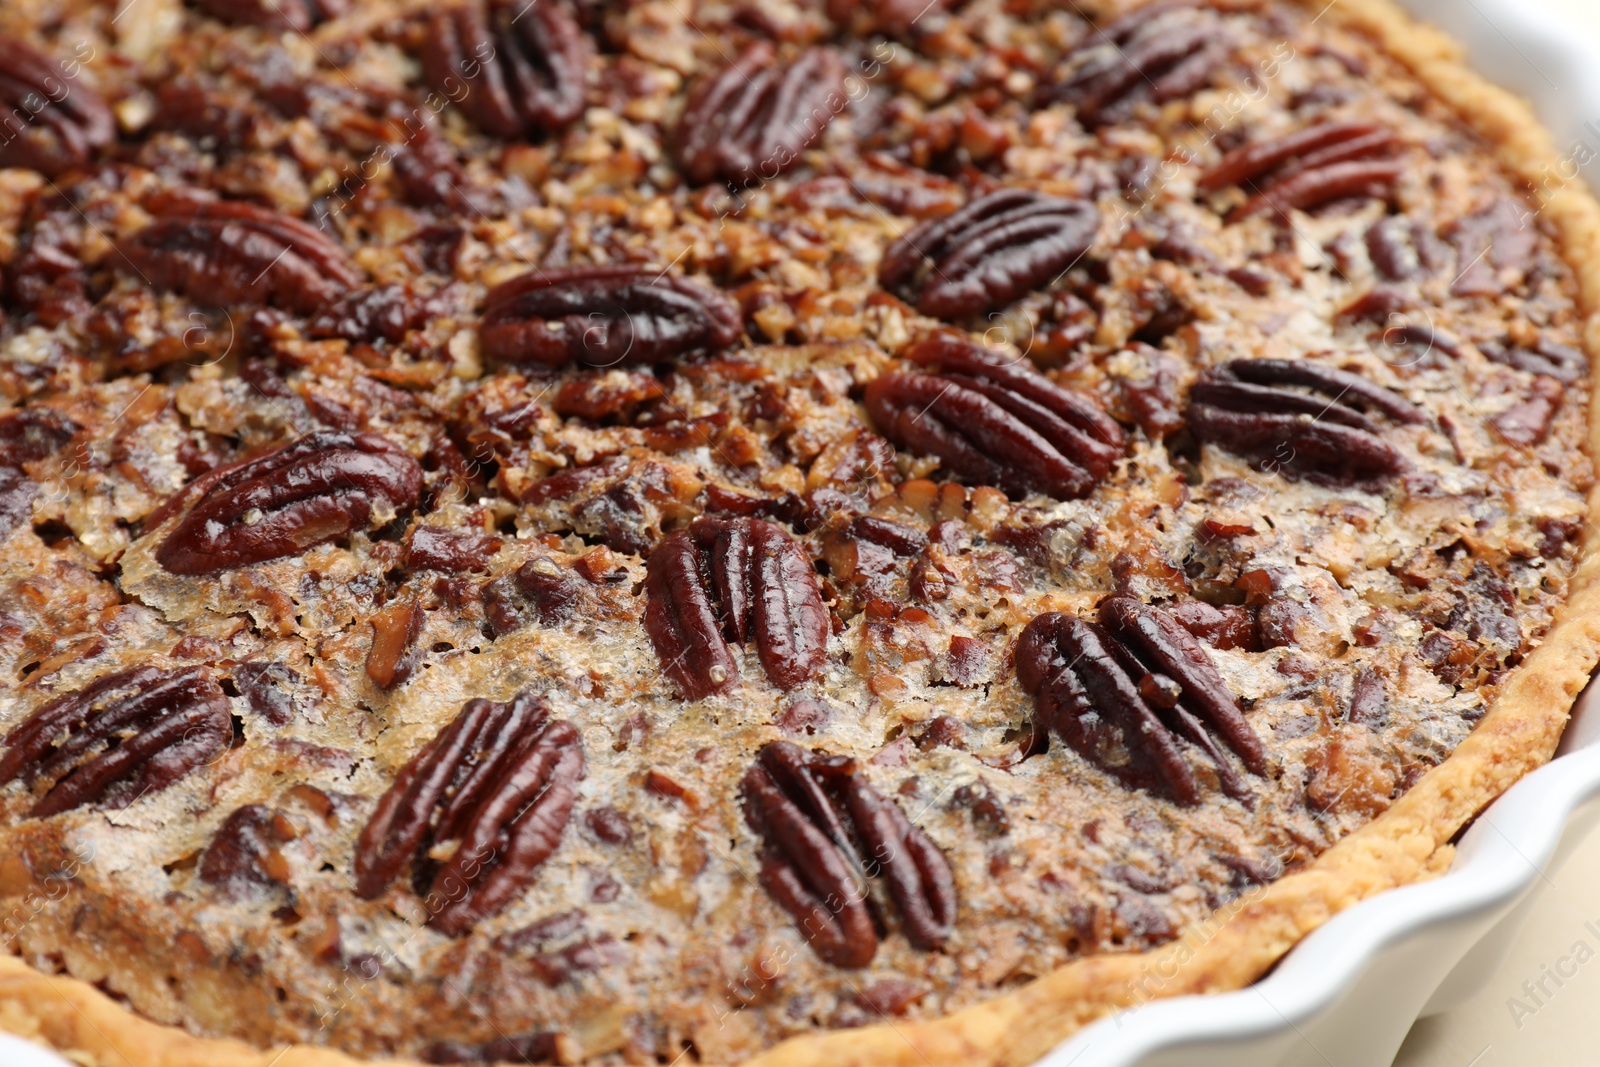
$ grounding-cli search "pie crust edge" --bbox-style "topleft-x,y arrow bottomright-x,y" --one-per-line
4,0 -> 1600,1065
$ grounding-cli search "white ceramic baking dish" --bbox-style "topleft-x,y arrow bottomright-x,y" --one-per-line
1036,7 -> 1600,1064
6,5 -> 1599,1067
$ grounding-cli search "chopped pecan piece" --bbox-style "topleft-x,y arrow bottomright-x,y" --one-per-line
1199,121 -> 1403,222
674,42 -> 846,187
367,599 -> 425,691
483,555 -> 589,635
1187,359 -> 1424,483
353,691 -> 585,936
119,197 -> 363,314
741,741 -> 956,966
193,0 -> 348,31
644,517 -> 829,700
864,334 -> 1124,501
155,431 -> 423,575
0,40 -> 115,177
1017,598 -> 1264,804
200,804 -> 298,897
422,0 -> 590,141
0,667 -> 231,818
479,264 -> 741,368
1046,3 -> 1234,127
879,190 -> 1099,318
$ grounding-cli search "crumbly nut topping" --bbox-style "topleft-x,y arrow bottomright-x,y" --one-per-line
0,0 -> 1591,1061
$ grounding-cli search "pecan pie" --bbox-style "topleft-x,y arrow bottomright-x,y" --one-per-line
1,0 -> 1599,1065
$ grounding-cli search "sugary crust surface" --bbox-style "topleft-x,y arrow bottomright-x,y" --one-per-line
1,0 -> 1599,1064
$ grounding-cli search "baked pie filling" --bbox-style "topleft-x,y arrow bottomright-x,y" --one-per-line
0,0 -> 1593,1062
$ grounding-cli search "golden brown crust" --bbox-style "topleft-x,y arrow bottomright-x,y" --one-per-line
4,0 -> 1600,1064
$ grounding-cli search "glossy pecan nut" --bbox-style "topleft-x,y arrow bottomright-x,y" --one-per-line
119,197 -> 363,314
1186,358 -> 1424,483
422,0 -> 590,141
1046,2 -> 1234,127
0,39 -> 115,177
0,666 -> 230,818
1199,120 -> 1403,223
643,517 -> 829,700
879,189 -> 1099,318
1016,598 -> 1264,805
741,741 -> 956,967
192,0 -> 348,31
864,334 -> 1124,501
154,431 -> 423,575
354,691 -> 585,936
674,42 -> 847,187
479,264 -> 742,367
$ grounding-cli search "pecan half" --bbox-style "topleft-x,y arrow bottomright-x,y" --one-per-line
354,691 -> 585,936
1480,338 -> 1587,384
879,189 -> 1099,318
422,0 -> 590,141
193,0 -> 349,31
1448,199 -> 1538,297
1364,216 -> 1449,282
0,40 -> 115,177
674,42 -> 847,187
479,264 -> 741,368
864,334 -> 1124,501
741,741 -> 956,966
0,667 -> 230,818
1046,3 -> 1234,127
119,197 -> 363,314
1187,359 -> 1424,483
155,431 -> 423,575
1199,121 -> 1403,223
1017,598 -> 1264,804
643,517 -> 829,700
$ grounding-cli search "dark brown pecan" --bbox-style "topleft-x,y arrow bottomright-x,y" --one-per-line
483,556 -> 589,635
1448,199 -> 1538,297
1199,121 -> 1403,223
200,804 -> 297,897
0,667 -> 230,818
422,0 -> 590,141
406,525 -> 503,573
353,691 -> 585,936
643,518 -> 828,700
479,264 -> 741,368
741,741 -> 956,966
674,42 -> 846,187
155,431 -> 423,575
879,190 -> 1099,319
1480,338 -> 1587,384
0,40 -> 115,177
1017,598 -> 1264,805
864,334 -> 1124,501
1365,217 -> 1450,282
119,197 -> 363,314
192,0 -> 349,31
1046,3 -> 1234,127
1186,359 -> 1424,484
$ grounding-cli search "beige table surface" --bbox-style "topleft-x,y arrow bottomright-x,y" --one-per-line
1393,4 -> 1600,1065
